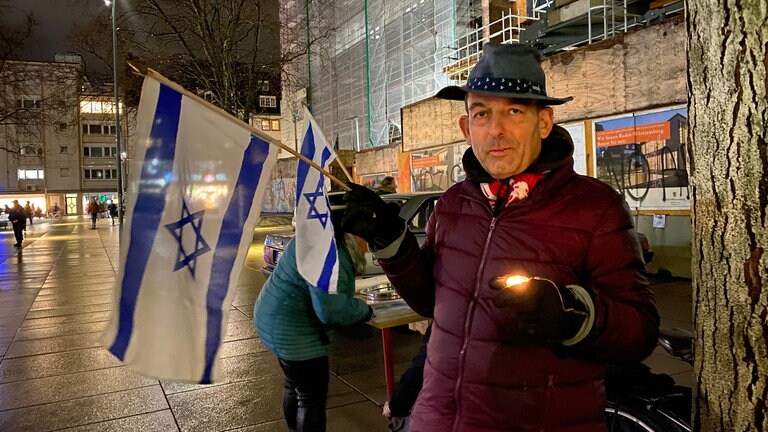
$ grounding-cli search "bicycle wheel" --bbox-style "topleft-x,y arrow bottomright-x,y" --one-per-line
605,400 -> 690,432
623,154 -> 651,201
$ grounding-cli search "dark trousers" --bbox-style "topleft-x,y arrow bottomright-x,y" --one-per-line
12,222 -> 23,245
278,356 -> 329,432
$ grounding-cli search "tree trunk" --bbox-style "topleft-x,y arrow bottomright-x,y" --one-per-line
687,1 -> 768,430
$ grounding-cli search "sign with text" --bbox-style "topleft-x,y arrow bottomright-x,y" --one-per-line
595,122 -> 671,147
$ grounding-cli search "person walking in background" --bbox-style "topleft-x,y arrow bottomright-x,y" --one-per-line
107,200 -> 118,226
375,176 -> 398,195
24,201 -> 34,227
254,209 -> 373,432
342,43 -> 659,431
8,200 -> 25,248
34,206 -> 43,220
87,198 -> 100,229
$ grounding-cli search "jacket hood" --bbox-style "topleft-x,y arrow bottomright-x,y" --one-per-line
463,124 -> 575,183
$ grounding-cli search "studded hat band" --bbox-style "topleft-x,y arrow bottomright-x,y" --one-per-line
466,76 -> 546,97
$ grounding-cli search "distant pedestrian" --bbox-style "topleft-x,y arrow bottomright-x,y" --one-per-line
34,206 -> 43,220
24,201 -> 33,227
87,198 -> 100,229
107,201 -> 118,225
8,200 -> 25,248
375,176 -> 397,195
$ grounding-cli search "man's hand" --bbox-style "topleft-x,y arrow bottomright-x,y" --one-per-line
342,183 -> 405,249
382,401 -> 392,420
489,276 -> 588,343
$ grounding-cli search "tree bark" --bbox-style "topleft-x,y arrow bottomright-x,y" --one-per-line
687,1 -> 768,430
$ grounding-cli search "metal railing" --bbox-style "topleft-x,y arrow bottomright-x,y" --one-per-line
443,9 -> 535,83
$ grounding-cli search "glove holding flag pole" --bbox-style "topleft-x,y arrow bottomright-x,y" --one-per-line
341,183 -> 406,250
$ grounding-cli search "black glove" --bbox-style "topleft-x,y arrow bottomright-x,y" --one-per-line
489,276 -> 589,343
342,183 -> 405,249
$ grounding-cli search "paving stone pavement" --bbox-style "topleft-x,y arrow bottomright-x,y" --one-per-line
0,217 -> 692,431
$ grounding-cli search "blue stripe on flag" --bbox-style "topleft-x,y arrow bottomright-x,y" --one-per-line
200,134 -> 270,384
296,124 -> 315,207
317,239 -> 338,291
110,84 -> 182,360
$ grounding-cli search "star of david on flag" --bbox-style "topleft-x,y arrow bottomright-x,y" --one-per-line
295,107 -> 341,294
164,199 -> 211,277
101,73 -> 278,384
303,183 -> 330,229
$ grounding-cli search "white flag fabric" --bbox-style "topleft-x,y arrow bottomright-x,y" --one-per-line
295,108 -> 340,294
100,75 -> 278,384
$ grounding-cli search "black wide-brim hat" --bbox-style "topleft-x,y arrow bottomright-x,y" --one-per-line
436,43 -> 573,105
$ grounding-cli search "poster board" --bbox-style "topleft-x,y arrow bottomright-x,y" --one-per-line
593,105 -> 690,211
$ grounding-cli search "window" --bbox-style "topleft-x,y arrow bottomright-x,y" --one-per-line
60,168 -> 69,177
60,146 -> 68,154
84,147 -> 90,157
18,98 -> 41,109
20,145 -> 42,156
271,120 -> 280,131
59,123 -> 67,130
82,123 -> 115,135
259,95 -> 277,108
90,147 -> 103,157
84,169 -> 114,180
259,80 -> 270,92
261,119 -> 271,131
17,169 -> 44,179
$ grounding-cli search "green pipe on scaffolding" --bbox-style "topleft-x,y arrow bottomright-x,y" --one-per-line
364,0 -> 374,149
451,0 -> 457,47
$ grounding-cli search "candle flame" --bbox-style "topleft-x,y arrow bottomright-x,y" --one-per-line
504,275 -> 531,287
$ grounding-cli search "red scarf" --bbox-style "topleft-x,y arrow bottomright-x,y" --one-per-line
481,173 -> 544,212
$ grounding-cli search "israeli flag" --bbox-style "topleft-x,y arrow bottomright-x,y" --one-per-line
100,75 -> 278,383
295,108 -> 340,294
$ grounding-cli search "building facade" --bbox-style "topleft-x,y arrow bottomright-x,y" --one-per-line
0,58 -> 132,216
0,59 -> 82,214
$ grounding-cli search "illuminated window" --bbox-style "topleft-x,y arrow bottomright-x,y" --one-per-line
18,169 -> 44,179
80,100 -> 122,114
271,120 -> 280,131
259,80 -> 270,92
259,95 -> 277,108
261,119 -> 271,130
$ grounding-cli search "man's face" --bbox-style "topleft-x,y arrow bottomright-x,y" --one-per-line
459,94 -> 554,179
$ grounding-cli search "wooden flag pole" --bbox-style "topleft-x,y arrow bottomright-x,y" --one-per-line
131,65 -> 351,191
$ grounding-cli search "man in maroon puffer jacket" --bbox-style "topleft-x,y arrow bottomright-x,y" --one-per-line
343,43 -> 659,432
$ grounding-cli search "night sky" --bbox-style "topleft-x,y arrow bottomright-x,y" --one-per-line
8,0 -> 103,62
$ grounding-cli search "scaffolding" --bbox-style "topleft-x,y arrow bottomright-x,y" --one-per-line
284,0 -> 480,151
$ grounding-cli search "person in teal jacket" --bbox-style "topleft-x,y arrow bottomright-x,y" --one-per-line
254,213 -> 372,432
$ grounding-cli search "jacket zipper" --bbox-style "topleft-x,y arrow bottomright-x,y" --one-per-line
451,216 -> 497,432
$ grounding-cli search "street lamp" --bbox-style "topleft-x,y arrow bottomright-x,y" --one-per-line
105,0 -> 124,226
